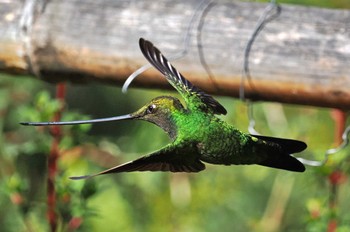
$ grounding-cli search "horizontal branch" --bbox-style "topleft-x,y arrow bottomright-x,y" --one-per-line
1,0 -> 350,109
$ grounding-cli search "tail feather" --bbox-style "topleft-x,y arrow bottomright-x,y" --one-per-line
259,154 -> 306,172
251,135 -> 307,172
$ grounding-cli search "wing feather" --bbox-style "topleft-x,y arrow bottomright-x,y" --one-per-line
70,143 -> 205,180
139,38 -> 227,115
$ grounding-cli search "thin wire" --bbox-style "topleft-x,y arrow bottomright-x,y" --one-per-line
247,101 -> 260,135
241,2 -> 350,167
239,1 -> 350,166
240,1 -> 281,100
196,0 -> 221,91
121,64 -> 151,93
241,0 -> 280,136
122,0 -> 212,93
296,125 -> 350,166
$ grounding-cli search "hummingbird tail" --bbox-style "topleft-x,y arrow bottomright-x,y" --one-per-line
259,153 -> 305,172
252,135 -> 307,172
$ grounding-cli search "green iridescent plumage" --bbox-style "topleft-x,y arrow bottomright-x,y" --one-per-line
21,38 -> 307,179
73,38 -> 306,178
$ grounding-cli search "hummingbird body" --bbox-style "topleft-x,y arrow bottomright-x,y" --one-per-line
131,95 -> 304,172
170,104 -> 247,165
21,38 -> 306,178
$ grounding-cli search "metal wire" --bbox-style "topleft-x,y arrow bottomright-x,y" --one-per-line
296,125 -> 350,166
241,1 -> 281,100
196,0 -> 220,91
121,0 -> 212,93
241,0 -> 280,134
123,0 -> 350,167
241,0 -> 350,167
247,101 -> 260,135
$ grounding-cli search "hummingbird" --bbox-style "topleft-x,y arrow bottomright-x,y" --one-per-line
21,38 -> 306,179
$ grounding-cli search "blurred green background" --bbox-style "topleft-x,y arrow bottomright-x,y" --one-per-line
1,1 -> 350,231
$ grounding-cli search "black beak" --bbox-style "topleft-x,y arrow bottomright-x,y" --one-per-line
20,114 -> 135,126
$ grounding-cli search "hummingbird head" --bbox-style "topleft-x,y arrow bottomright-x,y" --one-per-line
131,96 -> 185,139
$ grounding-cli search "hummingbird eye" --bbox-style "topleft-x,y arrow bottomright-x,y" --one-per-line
146,104 -> 157,114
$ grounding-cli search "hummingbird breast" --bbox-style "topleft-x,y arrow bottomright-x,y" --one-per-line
175,113 -> 243,165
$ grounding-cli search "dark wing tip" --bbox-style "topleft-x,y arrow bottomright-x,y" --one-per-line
201,92 -> 227,115
139,38 -> 176,80
218,106 -> 227,115
139,38 -> 227,115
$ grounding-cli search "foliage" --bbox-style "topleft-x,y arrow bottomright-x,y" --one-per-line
1,71 -> 350,232
1,1 -> 350,231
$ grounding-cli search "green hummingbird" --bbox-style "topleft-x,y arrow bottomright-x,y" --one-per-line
21,38 -> 306,179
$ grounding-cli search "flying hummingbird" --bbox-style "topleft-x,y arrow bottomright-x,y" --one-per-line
21,38 -> 306,179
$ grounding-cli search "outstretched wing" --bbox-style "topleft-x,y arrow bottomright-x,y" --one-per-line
70,143 -> 206,180
139,38 -> 227,115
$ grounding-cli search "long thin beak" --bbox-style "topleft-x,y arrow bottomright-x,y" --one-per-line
20,114 -> 135,126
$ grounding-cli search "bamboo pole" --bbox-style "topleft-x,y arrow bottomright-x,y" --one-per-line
0,0 -> 349,109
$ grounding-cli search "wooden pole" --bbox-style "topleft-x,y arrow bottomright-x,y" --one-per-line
0,0 -> 349,109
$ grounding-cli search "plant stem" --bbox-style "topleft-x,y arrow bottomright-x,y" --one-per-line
47,83 -> 66,232
327,109 -> 347,232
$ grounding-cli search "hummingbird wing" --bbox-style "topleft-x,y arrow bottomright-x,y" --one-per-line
139,38 -> 227,115
70,143 -> 205,180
